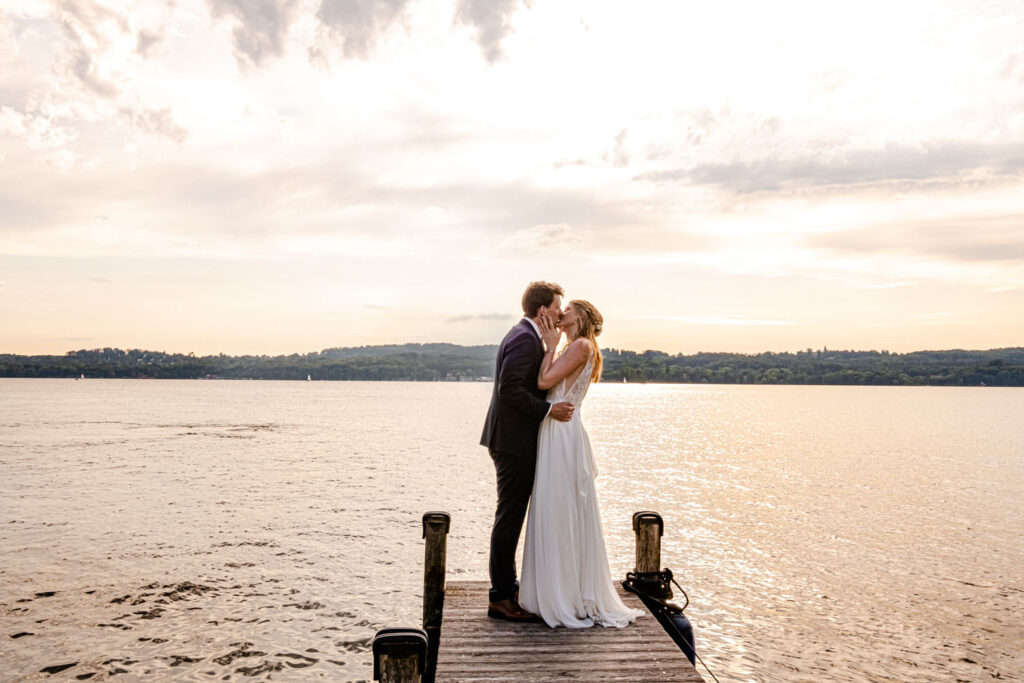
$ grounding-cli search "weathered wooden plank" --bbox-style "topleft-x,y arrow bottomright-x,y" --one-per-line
435,581 -> 702,683
439,652 -> 685,663
438,668 -> 683,679
440,676 -> 670,680
438,640 -> 686,654
437,642 -> 675,651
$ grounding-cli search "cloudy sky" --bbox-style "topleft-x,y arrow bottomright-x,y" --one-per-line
2,0 -> 1022,355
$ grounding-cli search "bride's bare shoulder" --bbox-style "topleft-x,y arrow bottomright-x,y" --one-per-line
562,338 -> 590,360
570,338 -> 592,357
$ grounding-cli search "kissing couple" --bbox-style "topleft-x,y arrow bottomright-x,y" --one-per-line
480,281 -> 643,628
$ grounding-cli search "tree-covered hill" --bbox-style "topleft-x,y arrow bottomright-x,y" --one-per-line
601,347 -> 1024,386
319,343 -> 496,360
1,345 -> 1022,386
0,346 -> 494,382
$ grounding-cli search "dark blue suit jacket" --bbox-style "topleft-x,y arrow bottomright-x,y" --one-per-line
480,319 -> 551,459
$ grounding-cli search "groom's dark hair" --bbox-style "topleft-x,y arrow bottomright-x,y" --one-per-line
522,281 -> 564,317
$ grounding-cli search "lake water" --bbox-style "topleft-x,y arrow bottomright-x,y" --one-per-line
1,379 -> 1022,682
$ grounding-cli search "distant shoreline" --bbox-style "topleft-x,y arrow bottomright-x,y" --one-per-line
2,344 -> 1022,387
7,378 -> 1022,389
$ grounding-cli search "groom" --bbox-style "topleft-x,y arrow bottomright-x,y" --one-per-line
481,281 -> 575,621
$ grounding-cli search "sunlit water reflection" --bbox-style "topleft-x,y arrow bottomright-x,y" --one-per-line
1,380 -> 1021,681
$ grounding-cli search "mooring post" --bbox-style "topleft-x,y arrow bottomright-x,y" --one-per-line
633,510 -> 664,575
421,511 -> 450,683
630,511 -> 698,665
372,627 -> 427,683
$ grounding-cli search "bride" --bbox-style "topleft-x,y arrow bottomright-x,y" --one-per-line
518,299 -> 644,628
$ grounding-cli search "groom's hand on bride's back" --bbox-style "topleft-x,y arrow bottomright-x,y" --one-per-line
550,402 -> 574,422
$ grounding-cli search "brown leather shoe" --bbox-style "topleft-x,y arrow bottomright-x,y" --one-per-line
487,598 -> 541,623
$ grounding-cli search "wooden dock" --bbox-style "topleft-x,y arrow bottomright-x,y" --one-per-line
434,581 -> 703,682
371,511 -> 710,683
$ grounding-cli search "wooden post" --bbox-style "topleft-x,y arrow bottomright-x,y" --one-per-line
372,628 -> 427,683
377,654 -> 418,683
633,510 -> 664,574
421,511 -> 450,683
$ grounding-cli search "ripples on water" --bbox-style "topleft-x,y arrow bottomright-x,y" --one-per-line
1,379 -> 1022,681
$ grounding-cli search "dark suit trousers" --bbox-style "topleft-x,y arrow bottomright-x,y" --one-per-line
488,449 -> 536,602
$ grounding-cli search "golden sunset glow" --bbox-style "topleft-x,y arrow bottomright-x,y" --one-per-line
2,0 -> 1022,354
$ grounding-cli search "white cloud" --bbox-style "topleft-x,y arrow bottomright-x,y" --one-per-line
453,0 -> 520,64
636,315 -> 796,327
0,107 -> 28,136
637,141 -> 1024,193
499,223 -> 584,251
314,0 -> 414,59
207,0 -> 302,67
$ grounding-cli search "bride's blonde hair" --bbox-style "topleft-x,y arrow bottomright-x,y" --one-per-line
569,299 -> 603,384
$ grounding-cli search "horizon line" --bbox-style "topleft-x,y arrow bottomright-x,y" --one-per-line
4,343 -> 1022,358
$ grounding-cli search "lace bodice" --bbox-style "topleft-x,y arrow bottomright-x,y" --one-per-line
547,352 -> 595,407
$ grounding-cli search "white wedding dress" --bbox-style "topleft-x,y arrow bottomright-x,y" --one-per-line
519,351 -> 644,628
